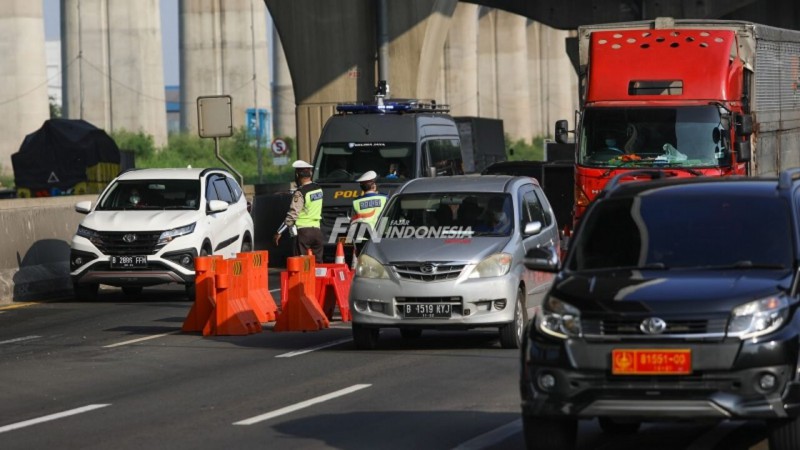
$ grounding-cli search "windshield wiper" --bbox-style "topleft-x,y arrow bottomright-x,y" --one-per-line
601,159 -> 642,178
657,164 -> 704,176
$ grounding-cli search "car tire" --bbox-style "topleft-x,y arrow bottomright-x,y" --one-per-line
769,417 -> 800,450
241,236 -> 253,253
598,417 -> 640,434
522,415 -> 577,450
353,323 -> 379,350
400,328 -> 423,339
74,283 -> 98,301
122,286 -> 143,296
499,288 -> 527,349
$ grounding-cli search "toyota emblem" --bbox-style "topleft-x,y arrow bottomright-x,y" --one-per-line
420,263 -> 437,274
123,233 -> 137,243
640,317 -> 667,335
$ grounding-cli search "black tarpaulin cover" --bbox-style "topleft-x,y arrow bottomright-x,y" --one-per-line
12,119 -> 120,190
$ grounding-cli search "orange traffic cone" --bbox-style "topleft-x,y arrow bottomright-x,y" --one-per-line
335,241 -> 345,265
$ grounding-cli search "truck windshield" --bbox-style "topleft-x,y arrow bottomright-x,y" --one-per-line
312,143 -> 415,183
578,106 -> 730,169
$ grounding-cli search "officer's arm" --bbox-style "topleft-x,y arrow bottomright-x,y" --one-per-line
276,190 -> 303,235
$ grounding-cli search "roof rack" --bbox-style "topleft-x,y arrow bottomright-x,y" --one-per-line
603,170 -> 675,192
336,98 -> 450,114
778,168 -> 800,190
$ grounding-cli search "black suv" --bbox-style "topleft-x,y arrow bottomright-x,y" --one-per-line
521,170 -> 800,450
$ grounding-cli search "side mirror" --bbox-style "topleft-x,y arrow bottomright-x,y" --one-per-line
524,246 -> 560,272
208,200 -> 229,213
523,221 -> 542,236
428,166 -> 437,178
555,120 -> 569,144
75,201 -> 92,214
735,114 -> 753,136
735,140 -> 752,163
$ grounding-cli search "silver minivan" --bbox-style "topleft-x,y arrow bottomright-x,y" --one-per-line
349,175 -> 560,349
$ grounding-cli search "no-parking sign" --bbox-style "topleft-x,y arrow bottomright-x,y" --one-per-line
271,139 -> 288,156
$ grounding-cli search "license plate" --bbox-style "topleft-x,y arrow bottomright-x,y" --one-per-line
403,304 -> 451,319
612,349 -> 691,375
110,255 -> 147,269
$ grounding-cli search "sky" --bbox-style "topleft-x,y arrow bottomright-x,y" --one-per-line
43,0 -> 182,86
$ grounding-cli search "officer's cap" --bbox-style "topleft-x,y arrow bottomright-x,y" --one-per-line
292,160 -> 314,169
356,170 -> 378,182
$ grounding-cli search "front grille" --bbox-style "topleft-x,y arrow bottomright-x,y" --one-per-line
321,206 -> 350,236
396,296 -> 462,303
94,231 -> 165,255
393,262 -> 466,281
582,317 -> 728,338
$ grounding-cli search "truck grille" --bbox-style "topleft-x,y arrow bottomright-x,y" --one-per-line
582,317 -> 728,339
393,262 -> 466,281
94,231 -> 165,256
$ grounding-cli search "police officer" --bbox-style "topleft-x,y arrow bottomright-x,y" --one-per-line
273,160 -> 325,262
350,170 -> 388,251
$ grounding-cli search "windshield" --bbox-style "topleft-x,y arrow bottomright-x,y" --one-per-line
381,192 -> 513,238
578,106 -> 730,169
312,143 -> 415,183
97,179 -> 201,211
567,193 -> 794,271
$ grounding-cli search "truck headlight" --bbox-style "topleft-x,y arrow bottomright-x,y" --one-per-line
536,296 -> 581,339
355,254 -> 388,279
158,223 -> 196,244
728,295 -> 789,340
468,253 -> 512,278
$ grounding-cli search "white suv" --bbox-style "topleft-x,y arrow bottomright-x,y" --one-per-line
70,168 -> 254,300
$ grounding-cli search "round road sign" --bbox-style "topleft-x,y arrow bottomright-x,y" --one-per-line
271,139 -> 288,156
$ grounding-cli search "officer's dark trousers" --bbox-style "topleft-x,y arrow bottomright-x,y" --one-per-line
295,227 -> 324,263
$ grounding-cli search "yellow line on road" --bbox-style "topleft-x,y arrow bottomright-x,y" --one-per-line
0,302 -> 40,311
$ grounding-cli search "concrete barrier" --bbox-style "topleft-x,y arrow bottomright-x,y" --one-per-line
0,195 -> 97,305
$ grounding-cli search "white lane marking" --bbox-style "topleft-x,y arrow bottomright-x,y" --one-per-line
452,418 -> 521,450
0,336 -> 41,345
0,404 -> 110,434
275,337 -> 352,358
233,384 -> 371,426
103,331 -> 178,348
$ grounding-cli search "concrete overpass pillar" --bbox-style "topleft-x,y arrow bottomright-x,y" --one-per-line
271,24 -> 295,140
495,10 -> 532,143
477,7 -> 498,119
62,0 -> 167,147
0,1 -> 49,177
179,0 -> 272,140
527,21 -> 545,138
539,24 -> 579,137
444,3 -> 479,116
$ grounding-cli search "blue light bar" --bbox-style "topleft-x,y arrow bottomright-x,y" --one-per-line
335,99 -> 448,114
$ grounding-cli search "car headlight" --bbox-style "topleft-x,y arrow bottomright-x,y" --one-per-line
355,254 -> 388,279
728,295 -> 789,340
76,225 -> 102,245
158,223 -> 196,244
468,252 -> 512,278
536,296 -> 581,339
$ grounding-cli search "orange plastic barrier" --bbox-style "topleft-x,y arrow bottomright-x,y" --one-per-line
237,250 -> 278,323
314,263 -> 353,322
274,255 -> 330,332
208,257 -> 262,336
182,255 -> 223,333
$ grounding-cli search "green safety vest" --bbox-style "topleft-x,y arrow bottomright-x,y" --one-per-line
352,192 -> 388,229
295,183 -> 323,228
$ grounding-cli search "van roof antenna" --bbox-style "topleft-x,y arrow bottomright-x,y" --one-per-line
375,80 -> 389,108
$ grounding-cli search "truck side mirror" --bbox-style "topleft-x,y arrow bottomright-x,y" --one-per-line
735,114 -> 753,136
736,140 -> 752,163
555,120 -> 569,144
